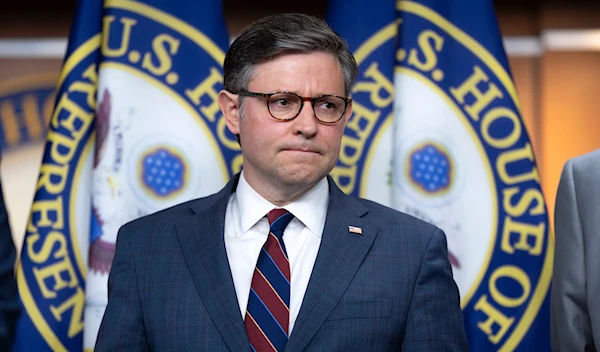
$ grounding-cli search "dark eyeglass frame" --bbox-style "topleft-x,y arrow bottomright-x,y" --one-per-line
235,90 -> 352,125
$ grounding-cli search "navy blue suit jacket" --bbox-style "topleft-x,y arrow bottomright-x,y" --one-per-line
0,182 -> 18,350
96,174 -> 468,351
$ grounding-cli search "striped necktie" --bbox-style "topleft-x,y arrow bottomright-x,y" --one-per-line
245,209 -> 294,352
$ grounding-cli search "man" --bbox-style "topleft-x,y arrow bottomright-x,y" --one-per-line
0,177 -> 18,349
96,13 -> 467,351
552,148 -> 600,351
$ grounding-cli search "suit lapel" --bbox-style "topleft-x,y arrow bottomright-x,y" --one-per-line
286,177 -> 378,352
175,174 -> 251,352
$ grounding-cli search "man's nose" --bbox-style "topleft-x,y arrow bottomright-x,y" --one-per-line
291,100 -> 318,137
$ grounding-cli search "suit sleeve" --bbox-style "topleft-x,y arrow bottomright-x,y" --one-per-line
95,226 -> 149,351
402,228 -> 469,351
551,159 -> 593,351
0,181 -> 18,350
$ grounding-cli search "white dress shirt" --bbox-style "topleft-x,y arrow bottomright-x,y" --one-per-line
224,172 -> 328,333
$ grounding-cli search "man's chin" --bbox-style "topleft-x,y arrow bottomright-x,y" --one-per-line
278,168 -> 326,187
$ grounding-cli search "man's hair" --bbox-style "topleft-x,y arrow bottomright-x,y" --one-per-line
223,13 -> 358,97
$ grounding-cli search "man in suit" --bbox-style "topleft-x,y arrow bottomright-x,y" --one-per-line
0,178 -> 18,349
552,148 -> 600,351
96,13 -> 467,351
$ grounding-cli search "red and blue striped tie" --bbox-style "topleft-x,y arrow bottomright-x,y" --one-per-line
245,209 -> 294,352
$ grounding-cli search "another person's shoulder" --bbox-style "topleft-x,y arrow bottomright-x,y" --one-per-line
560,148 -> 600,189
568,148 -> 600,171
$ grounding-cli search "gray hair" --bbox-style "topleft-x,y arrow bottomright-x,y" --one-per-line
223,13 -> 358,98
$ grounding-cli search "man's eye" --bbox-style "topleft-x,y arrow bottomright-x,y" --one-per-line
320,102 -> 336,110
275,99 -> 291,106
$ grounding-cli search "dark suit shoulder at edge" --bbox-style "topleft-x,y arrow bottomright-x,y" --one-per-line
118,192 -> 221,234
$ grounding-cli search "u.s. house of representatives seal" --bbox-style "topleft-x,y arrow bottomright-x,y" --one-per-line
394,2 -> 552,350
19,1 -> 240,350
338,1 -> 553,350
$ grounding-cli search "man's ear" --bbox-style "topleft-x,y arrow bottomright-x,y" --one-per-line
218,90 -> 240,135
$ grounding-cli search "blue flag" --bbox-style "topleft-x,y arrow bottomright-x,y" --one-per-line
13,0 -> 235,350
327,0 -> 397,207
327,0 -> 553,350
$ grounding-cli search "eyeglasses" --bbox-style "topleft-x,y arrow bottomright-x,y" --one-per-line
235,91 -> 352,124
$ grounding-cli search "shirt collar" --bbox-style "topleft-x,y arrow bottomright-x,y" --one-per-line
235,171 -> 329,238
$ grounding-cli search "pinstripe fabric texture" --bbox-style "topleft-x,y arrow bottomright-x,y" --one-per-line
245,209 -> 294,352
95,174 -> 468,351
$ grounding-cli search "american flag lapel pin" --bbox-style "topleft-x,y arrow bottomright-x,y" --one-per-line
348,225 -> 362,235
